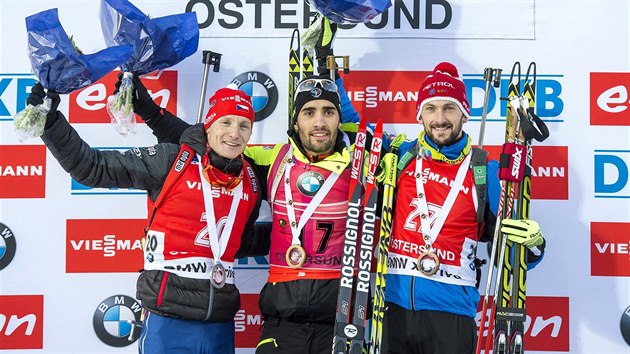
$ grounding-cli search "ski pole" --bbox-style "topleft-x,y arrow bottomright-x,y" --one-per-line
196,51 -> 223,124
519,62 -> 549,144
477,67 -> 502,149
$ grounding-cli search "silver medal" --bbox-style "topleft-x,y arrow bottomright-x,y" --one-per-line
211,263 -> 226,289
417,251 -> 440,276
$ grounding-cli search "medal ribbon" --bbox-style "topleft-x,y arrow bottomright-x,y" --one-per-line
198,156 -> 243,264
415,153 -> 471,249
283,146 -> 341,247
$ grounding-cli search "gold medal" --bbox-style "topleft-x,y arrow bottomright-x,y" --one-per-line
285,244 -> 306,269
210,263 -> 226,289
417,251 -> 440,276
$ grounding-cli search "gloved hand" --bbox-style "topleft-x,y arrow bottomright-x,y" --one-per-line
113,72 -> 161,120
315,16 -> 338,77
501,219 -> 544,248
27,82 -> 60,129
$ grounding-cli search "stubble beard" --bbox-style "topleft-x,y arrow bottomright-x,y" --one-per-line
299,128 -> 337,155
423,119 -> 464,146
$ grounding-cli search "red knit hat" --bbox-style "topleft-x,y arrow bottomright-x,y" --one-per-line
416,62 -> 470,121
204,85 -> 255,130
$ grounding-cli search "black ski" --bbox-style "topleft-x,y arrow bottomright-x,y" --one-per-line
369,133 -> 406,354
332,120 -> 383,354
348,120 -> 383,354
332,119 -> 367,354
507,61 -> 549,354
288,29 -> 301,131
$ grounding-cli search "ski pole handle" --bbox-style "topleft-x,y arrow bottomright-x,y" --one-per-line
477,68 -> 502,149
327,55 -> 350,80
196,51 -> 223,124
203,50 -> 222,73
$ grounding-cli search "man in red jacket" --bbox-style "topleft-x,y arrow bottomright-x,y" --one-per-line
29,83 -> 269,354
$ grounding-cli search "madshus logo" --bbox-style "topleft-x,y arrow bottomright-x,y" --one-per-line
622,305 -> 630,346
231,72 -> 278,122
93,295 -> 142,347
0,223 -> 16,271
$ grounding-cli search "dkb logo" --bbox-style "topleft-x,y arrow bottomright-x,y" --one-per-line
594,150 -> 630,198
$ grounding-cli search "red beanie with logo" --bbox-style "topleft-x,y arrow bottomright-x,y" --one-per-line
416,62 -> 470,121
204,85 -> 255,130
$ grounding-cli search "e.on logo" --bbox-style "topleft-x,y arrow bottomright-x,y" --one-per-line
66,219 -> 145,273
591,222 -> 630,276
485,145 -> 569,200
477,296 -> 569,351
235,294 -> 263,348
0,145 -> 46,198
0,295 -> 44,349
68,70 -> 178,123
590,72 -> 630,125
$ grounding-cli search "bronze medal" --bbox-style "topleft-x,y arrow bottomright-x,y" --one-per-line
210,263 -> 226,289
417,251 -> 440,276
285,244 -> 306,269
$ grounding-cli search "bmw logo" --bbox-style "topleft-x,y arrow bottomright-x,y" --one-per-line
231,71 -> 278,122
297,172 -> 325,197
93,295 -> 143,347
0,222 -> 16,271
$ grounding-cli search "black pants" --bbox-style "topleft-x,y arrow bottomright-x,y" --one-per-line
255,318 -> 334,354
381,302 -> 476,354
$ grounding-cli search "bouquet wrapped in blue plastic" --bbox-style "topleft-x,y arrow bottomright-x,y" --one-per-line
14,8 -> 132,142
100,0 -> 199,135
307,0 -> 392,24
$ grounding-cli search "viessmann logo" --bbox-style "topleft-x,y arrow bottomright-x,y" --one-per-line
68,71 -> 178,123
485,145 -> 569,200
590,72 -> 630,125
591,222 -> 630,276
66,219 -> 145,273
476,296 -> 569,352
343,70 -> 429,124
0,145 -> 46,198
235,294 -> 263,348
342,70 -> 564,124
0,295 -> 44,350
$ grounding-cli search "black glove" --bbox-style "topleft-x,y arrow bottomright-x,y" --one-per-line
26,82 -> 45,107
315,17 -> 338,78
28,82 -> 60,129
113,72 -> 161,120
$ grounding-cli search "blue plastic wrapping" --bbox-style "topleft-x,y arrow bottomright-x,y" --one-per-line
307,0 -> 392,24
25,8 -> 132,94
99,0 -> 199,75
